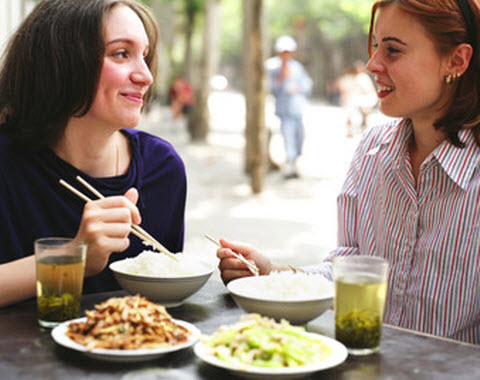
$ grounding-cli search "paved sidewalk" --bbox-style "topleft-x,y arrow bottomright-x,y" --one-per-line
139,91 -> 391,277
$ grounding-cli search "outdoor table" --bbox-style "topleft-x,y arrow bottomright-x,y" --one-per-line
1,278 -> 479,379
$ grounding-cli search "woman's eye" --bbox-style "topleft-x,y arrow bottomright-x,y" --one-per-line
387,46 -> 400,54
113,50 -> 129,59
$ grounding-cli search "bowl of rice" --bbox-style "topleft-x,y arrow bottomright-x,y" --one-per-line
109,251 -> 214,307
227,271 -> 333,324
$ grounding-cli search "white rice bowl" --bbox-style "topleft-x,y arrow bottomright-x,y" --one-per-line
109,251 -> 214,307
227,272 -> 334,324
111,250 -> 205,277
234,271 -> 333,301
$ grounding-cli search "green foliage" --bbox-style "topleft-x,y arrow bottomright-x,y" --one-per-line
146,0 -> 204,14
265,0 -> 372,41
144,0 -> 373,65
140,0 -> 374,93
183,0 -> 204,14
219,0 -> 243,65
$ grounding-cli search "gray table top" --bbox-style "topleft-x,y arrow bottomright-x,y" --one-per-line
0,279 -> 479,380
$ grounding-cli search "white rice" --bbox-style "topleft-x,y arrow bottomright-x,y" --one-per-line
238,271 -> 333,300
113,250 -> 200,277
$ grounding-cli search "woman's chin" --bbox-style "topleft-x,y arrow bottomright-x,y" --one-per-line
121,116 -> 142,129
379,104 -> 402,119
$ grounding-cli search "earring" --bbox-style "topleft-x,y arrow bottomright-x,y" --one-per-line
445,72 -> 461,84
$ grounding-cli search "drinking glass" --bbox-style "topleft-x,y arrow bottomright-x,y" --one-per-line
333,255 -> 388,355
35,237 -> 87,328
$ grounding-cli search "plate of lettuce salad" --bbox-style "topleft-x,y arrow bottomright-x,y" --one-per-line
194,314 -> 347,379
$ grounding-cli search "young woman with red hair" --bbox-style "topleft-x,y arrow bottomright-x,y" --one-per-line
217,0 -> 480,344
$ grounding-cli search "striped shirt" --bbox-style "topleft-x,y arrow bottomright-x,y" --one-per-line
307,118 -> 480,344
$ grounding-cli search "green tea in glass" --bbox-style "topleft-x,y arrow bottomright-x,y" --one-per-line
333,256 -> 388,355
35,237 -> 86,328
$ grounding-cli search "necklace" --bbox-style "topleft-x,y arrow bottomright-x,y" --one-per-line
115,141 -> 120,176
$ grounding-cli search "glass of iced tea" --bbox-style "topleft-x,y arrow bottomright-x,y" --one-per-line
333,256 -> 388,355
35,237 -> 87,328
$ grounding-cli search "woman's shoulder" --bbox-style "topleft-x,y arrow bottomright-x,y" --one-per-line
0,133 -> 19,182
0,131 -> 12,148
358,118 -> 404,153
123,129 -> 179,153
122,129 -> 185,170
0,132 -> 16,161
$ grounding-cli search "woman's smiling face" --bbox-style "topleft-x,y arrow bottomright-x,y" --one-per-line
86,4 -> 153,130
366,3 -> 451,125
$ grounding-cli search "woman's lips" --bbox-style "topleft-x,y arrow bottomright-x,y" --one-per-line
122,93 -> 144,104
377,84 -> 394,99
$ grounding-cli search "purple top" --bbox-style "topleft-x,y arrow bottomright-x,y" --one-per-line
0,129 -> 186,293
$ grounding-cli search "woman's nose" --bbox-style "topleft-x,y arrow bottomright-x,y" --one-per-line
366,51 -> 383,75
131,58 -> 153,86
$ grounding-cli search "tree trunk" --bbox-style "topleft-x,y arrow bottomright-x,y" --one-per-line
182,8 -> 195,83
187,0 -> 221,141
243,0 -> 266,193
150,0 -> 176,103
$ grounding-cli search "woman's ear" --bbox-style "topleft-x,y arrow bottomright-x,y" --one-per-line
446,43 -> 473,76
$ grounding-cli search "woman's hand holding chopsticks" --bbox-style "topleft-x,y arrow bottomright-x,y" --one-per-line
216,238 -> 274,284
61,176 -> 178,264
74,188 -> 141,276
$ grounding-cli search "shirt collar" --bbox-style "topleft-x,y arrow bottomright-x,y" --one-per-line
367,119 -> 480,190
365,118 -> 410,158
433,128 -> 480,190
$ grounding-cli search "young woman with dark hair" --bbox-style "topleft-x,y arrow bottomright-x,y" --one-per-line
0,0 -> 186,306
217,0 -> 480,344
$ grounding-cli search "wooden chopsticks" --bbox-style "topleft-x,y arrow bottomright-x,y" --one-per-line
204,234 -> 260,276
59,176 -> 178,262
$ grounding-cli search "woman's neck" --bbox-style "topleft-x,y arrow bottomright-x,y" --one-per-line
409,119 -> 444,159
408,119 -> 445,184
51,122 -> 130,178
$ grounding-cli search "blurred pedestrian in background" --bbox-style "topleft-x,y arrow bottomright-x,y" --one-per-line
336,60 -> 377,137
168,76 -> 194,130
266,35 -> 313,179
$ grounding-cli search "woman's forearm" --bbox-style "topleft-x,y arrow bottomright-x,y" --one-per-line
0,255 -> 36,307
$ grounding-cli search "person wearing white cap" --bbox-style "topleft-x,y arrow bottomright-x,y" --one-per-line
266,35 -> 313,179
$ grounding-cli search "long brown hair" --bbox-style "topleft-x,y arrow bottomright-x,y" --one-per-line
0,0 -> 158,152
369,0 -> 480,147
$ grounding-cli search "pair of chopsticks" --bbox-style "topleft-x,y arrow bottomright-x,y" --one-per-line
204,234 -> 259,276
59,175 -> 178,262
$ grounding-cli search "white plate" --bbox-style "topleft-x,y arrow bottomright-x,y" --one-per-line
194,332 -> 348,379
51,317 -> 201,362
